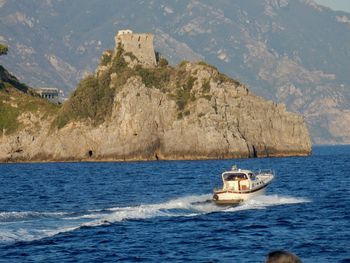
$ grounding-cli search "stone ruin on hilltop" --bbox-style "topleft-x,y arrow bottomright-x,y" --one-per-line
115,29 -> 157,67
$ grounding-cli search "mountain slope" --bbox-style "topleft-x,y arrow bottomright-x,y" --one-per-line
0,0 -> 349,144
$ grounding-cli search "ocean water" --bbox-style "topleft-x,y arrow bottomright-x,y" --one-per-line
0,146 -> 349,263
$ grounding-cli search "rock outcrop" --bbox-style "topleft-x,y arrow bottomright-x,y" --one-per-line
0,33 -> 311,162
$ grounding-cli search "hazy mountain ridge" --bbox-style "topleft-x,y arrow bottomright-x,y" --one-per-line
0,0 -> 349,144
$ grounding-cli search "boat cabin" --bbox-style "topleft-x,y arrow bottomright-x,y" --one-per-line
222,169 -> 255,191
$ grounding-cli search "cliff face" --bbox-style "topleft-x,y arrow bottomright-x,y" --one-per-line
0,42 -> 311,162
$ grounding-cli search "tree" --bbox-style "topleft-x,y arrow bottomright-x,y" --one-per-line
0,44 -> 8,56
158,57 -> 168,67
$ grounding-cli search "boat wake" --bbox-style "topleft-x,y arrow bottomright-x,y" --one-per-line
0,194 -> 309,243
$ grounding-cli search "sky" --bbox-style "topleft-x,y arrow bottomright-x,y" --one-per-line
314,0 -> 350,13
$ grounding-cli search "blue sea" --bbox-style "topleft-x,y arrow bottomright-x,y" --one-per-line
0,146 -> 349,262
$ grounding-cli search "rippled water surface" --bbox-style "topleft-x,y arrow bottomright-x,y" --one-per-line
0,146 -> 349,262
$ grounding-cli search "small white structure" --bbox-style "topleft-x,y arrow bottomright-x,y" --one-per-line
35,87 -> 59,104
117,29 -> 133,36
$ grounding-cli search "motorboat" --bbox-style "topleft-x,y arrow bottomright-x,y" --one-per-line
213,166 -> 274,205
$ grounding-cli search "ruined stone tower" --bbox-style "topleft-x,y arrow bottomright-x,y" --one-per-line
115,29 -> 157,67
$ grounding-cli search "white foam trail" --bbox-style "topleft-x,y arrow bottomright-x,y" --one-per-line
82,194 -> 215,227
0,211 -> 69,221
226,195 -> 310,212
0,226 -> 80,243
0,194 -> 309,243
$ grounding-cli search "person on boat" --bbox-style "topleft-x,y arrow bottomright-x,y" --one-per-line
265,250 -> 302,263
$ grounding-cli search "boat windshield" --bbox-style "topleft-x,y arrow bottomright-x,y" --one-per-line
249,173 -> 256,180
223,173 -> 247,181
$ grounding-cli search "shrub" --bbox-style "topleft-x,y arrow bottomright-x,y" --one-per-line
99,50 -> 113,66
135,65 -> 171,90
175,86 -> 191,110
124,52 -> 138,62
116,42 -> 123,58
107,47 -> 138,90
178,60 -> 189,68
202,95 -> 212,101
0,100 -> 19,134
0,44 -> 8,56
53,74 -> 115,128
170,69 -> 199,111
202,79 -> 210,93
185,76 -> 196,91
190,93 -> 196,101
216,73 -> 229,83
110,68 -> 134,90
197,61 -> 217,71
98,70 -> 111,89
111,44 -> 127,73
111,54 -> 127,73
135,67 -> 157,88
158,57 -> 168,67
214,72 -> 241,86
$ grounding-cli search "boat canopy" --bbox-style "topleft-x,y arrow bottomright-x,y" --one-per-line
222,170 -> 257,181
223,173 -> 247,181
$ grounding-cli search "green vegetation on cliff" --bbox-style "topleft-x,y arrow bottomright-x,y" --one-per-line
0,88 -> 58,134
0,44 -> 8,56
53,47 -> 243,129
53,74 -> 114,128
0,48 -> 245,134
54,49 -> 126,128
0,66 -> 59,134
54,47 -> 173,128
0,65 -> 28,93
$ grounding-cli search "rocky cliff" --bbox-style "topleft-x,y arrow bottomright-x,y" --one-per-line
0,40 -> 311,162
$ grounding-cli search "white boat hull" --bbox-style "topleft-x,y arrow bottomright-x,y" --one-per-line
213,183 -> 268,205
